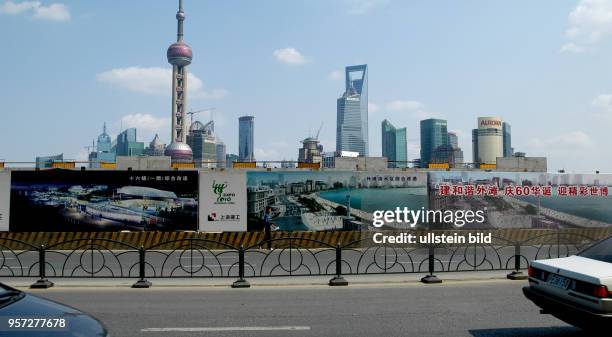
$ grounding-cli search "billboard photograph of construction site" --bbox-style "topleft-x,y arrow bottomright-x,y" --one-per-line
246,170 -> 428,231
9,170 -> 198,231
428,171 -> 612,229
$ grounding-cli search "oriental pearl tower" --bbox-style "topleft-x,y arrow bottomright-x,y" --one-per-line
164,0 -> 193,161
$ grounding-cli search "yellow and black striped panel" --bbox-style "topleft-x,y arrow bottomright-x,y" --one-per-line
0,228 -> 609,250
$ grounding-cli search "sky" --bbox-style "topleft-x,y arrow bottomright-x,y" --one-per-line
1,0 -> 612,173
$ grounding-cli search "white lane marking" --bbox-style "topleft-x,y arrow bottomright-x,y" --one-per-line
141,326 -> 310,332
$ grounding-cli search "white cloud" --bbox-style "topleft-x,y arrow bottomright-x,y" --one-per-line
255,148 -> 282,161
328,70 -> 342,80
273,47 -> 309,65
96,66 -> 228,99
119,113 -> 169,132
592,93 -> 612,112
0,1 -> 70,22
368,102 -> 380,113
531,130 -> 595,148
344,0 -> 388,15
561,0 -> 612,53
386,100 -> 425,112
384,99 -> 438,119
114,113 -> 170,144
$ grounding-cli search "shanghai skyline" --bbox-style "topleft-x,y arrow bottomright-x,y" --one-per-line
1,0 -> 612,172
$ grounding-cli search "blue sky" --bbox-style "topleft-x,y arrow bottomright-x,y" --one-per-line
1,0 -> 612,172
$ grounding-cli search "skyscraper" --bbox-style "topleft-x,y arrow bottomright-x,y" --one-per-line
298,137 -> 322,163
472,129 -> 479,164
447,131 -> 458,149
381,119 -> 407,168
89,123 -> 116,168
187,121 -> 216,168
336,65 -> 368,156
145,134 -> 166,156
502,122 -> 512,157
216,142 -> 226,168
164,0 -> 194,162
447,131 -> 463,167
420,119 -> 448,167
238,116 -> 255,162
476,117 -> 504,164
116,128 -> 145,156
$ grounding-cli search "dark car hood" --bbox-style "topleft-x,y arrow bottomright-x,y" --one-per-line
0,293 -> 107,337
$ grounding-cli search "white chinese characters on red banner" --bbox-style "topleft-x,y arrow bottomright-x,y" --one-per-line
437,184 -> 608,197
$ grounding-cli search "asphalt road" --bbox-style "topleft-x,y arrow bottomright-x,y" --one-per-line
27,280 -> 597,337
0,245 -> 578,279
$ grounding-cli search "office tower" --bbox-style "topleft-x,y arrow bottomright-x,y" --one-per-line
472,129 -> 479,164
336,64 -> 368,156
225,153 -> 239,168
35,154 -> 63,169
238,116 -> 255,162
447,131 -> 463,167
145,134 -> 166,156
382,119 -> 407,168
476,117 -> 504,164
216,142 -> 226,168
502,122 -> 512,157
448,131 -> 458,149
164,0 -> 194,161
298,137 -> 322,163
431,144 -> 455,165
89,123 -> 116,167
187,121 -> 216,168
420,119 -> 448,167
116,128 -> 145,156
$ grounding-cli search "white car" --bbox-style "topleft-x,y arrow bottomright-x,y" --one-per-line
523,236 -> 612,330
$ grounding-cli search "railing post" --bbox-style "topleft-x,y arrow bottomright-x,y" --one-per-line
232,245 -> 250,288
132,245 -> 152,288
421,244 -> 442,284
507,243 -> 527,280
30,244 -> 54,289
329,244 -> 348,286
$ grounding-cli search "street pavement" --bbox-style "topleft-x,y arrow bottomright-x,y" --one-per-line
16,280 -> 598,337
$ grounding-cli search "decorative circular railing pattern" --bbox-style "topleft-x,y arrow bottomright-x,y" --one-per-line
0,230 -> 608,288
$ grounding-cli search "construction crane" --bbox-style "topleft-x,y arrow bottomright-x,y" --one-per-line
187,108 -> 216,124
315,122 -> 323,139
84,140 -> 95,156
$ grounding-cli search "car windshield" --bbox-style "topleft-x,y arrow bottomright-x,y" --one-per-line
578,237 -> 612,263
0,283 -> 24,308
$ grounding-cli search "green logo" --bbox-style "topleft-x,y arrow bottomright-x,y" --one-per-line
212,181 -> 233,203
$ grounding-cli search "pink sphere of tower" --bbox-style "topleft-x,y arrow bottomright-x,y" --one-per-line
167,42 -> 192,66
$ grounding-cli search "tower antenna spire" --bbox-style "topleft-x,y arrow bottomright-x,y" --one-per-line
177,0 -> 184,42
165,0 -> 193,162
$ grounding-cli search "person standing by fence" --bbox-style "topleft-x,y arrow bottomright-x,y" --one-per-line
263,206 -> 273,250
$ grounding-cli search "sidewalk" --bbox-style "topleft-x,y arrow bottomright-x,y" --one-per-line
1,270 -> 525,289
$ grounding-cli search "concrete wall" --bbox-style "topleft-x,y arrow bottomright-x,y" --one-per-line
329,157 -> 389,171
496,157 -> 547,172
116,156 -> 172,170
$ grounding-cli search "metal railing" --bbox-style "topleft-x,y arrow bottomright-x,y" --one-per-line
0,230 -> 603,289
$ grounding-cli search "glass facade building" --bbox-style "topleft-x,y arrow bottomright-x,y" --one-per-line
472,129 -> 479,164
216,142 -> 226,168
89,124 -> 116,168
187,121 -> 217,168
336,65 -> 368,156
502,122 -> 512,157
116,128 -> 144,157
420,119 -> 448,167
238,116 -> 255,162
381,119 -> 407,168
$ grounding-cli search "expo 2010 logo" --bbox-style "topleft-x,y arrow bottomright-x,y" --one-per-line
212,181 -> 235,204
